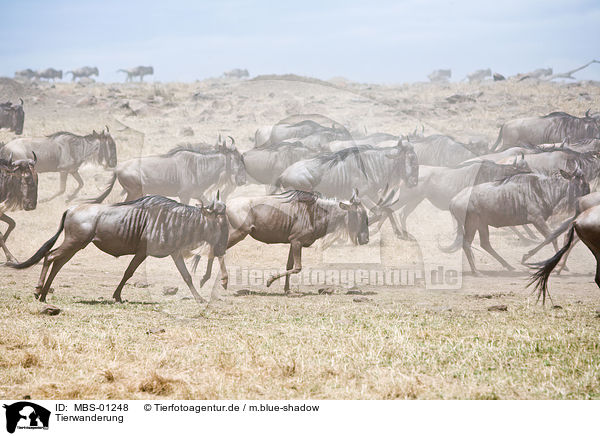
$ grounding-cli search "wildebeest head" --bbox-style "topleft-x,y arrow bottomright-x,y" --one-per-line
93,126 -> 118,168
339,188 -> 369,245
561,164 -> 590,209
219,136 -> 246,186
8,155 -> 38,211
387,139 -> 419,188
200,191 -> 229,256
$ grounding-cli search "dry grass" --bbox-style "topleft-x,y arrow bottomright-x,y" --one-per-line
0,283 -> 598,400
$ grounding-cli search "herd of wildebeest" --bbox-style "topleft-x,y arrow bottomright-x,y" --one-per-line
1,87 -> 600,306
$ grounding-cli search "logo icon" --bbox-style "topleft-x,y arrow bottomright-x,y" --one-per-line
3,402 -> 50,433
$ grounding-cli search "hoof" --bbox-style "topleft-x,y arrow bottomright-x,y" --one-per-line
266,276 -> 276,287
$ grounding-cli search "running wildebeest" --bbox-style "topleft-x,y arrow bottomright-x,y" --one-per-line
117,66 -> 154,82
528,202 -> 600,304
442,167 -> 589,275
466,68 -> 491,83
0,99 -> 25,135
491,110 -> 600,152
217,189 -> 368,292
6,194 -> 229,304
371,157 -> 532,239
0,128 -> 117,202
89,136 -> 245,204
276,141 -> 419,202
37,68 -> 62,81
409,134 -> 487,167
0,155 -> 38,263
66,66 -> 99,81
14,69 -> 37,80
242,140 -> 317,187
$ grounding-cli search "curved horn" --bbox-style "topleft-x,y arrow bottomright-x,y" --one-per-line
216,190 -> 220,201
32,151 -> 37,164
105,124 -> 110,133
585,108 -> 591,118
19,98 -> 23,106
227,136 -> 236,147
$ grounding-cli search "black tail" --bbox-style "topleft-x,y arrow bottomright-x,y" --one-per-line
84,171 -> 117,203
6,211 -> 67,269
438,216 -> 464,253
524,214 -> 576,261
527,225 -> 576,305
490,125 -> 504,152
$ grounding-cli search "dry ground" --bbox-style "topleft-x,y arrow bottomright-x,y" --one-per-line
0,75 -> 599,399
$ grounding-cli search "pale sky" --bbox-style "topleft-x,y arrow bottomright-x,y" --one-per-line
1,0 -> 599,83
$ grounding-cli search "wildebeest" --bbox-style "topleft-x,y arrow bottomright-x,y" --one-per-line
491,110 -> 600,152
466,68 -> 491,83
258,120 -> 350,148
37,68 -> 63,80
276,141 -> 419,202
0,156 -> 38,263
242,140 -> 316,187
428,69 -> 451,83
401,134 -> 485,167
374,157 -> 532,239
528,202 -> 600,304
66,66 -> 99,81
223,68 -> 249,79
0,99 -> 25,135
89,137 -> 245,204
6,194 -> 228,304
14,69 -> 37,80
0,128 -> 117,202
220,189 -> 368,292
117,66 -> 154,82
443,168 -> 589,274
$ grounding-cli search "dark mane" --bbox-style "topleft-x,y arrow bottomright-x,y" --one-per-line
541,111 -> 574,119
316,146 -> 373,166
495,172 -> 539,186
257,140 -> 307,151
275,190 -> 323,205
163,144 -> 221,157
46,131 -> 92,140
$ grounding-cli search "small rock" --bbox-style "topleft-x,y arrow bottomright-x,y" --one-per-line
353,297 -> 371,303
162,286 -> 178,296
594,308 -> 600,317
488,304 -> 507,312
318,287 -> 334,295
346,290 -> 364,295
134,281 -> 150,288
552,305 -> 563,310
40,304 -> 61,316
493,73 -> 506,81
235,289 -> 251,296
146,328 -> 165,335
76,95 -> 97,107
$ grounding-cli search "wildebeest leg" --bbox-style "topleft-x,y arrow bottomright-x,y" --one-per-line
42,172 -> 68,202
283,245 -> 294,293
266,242 -> 302,290
479,225 -> 514,271
66,171 -> 84,202
522,224 -> 539,240
34,254 -> 53,298
461,217 -> 480,275
0,213 -> 16,242
0,232 -> 18,264
199,249 -> 214,288
171,253 -> 206,304
556,233 -> 580,274
37,245 -> 83,302
508,226 -> 533,243
217,256 -> 228,290
398,199 -> 422,240
112,252 -> 147,303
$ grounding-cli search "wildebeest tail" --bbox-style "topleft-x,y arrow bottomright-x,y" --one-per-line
527,225 -> 576,305
84,171 -> 117,203
6,211 -> 67,269
438,215 -> 464,253
490,125 -> 504,152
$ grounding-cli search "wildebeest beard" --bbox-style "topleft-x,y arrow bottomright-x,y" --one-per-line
0,159 -> 37,212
